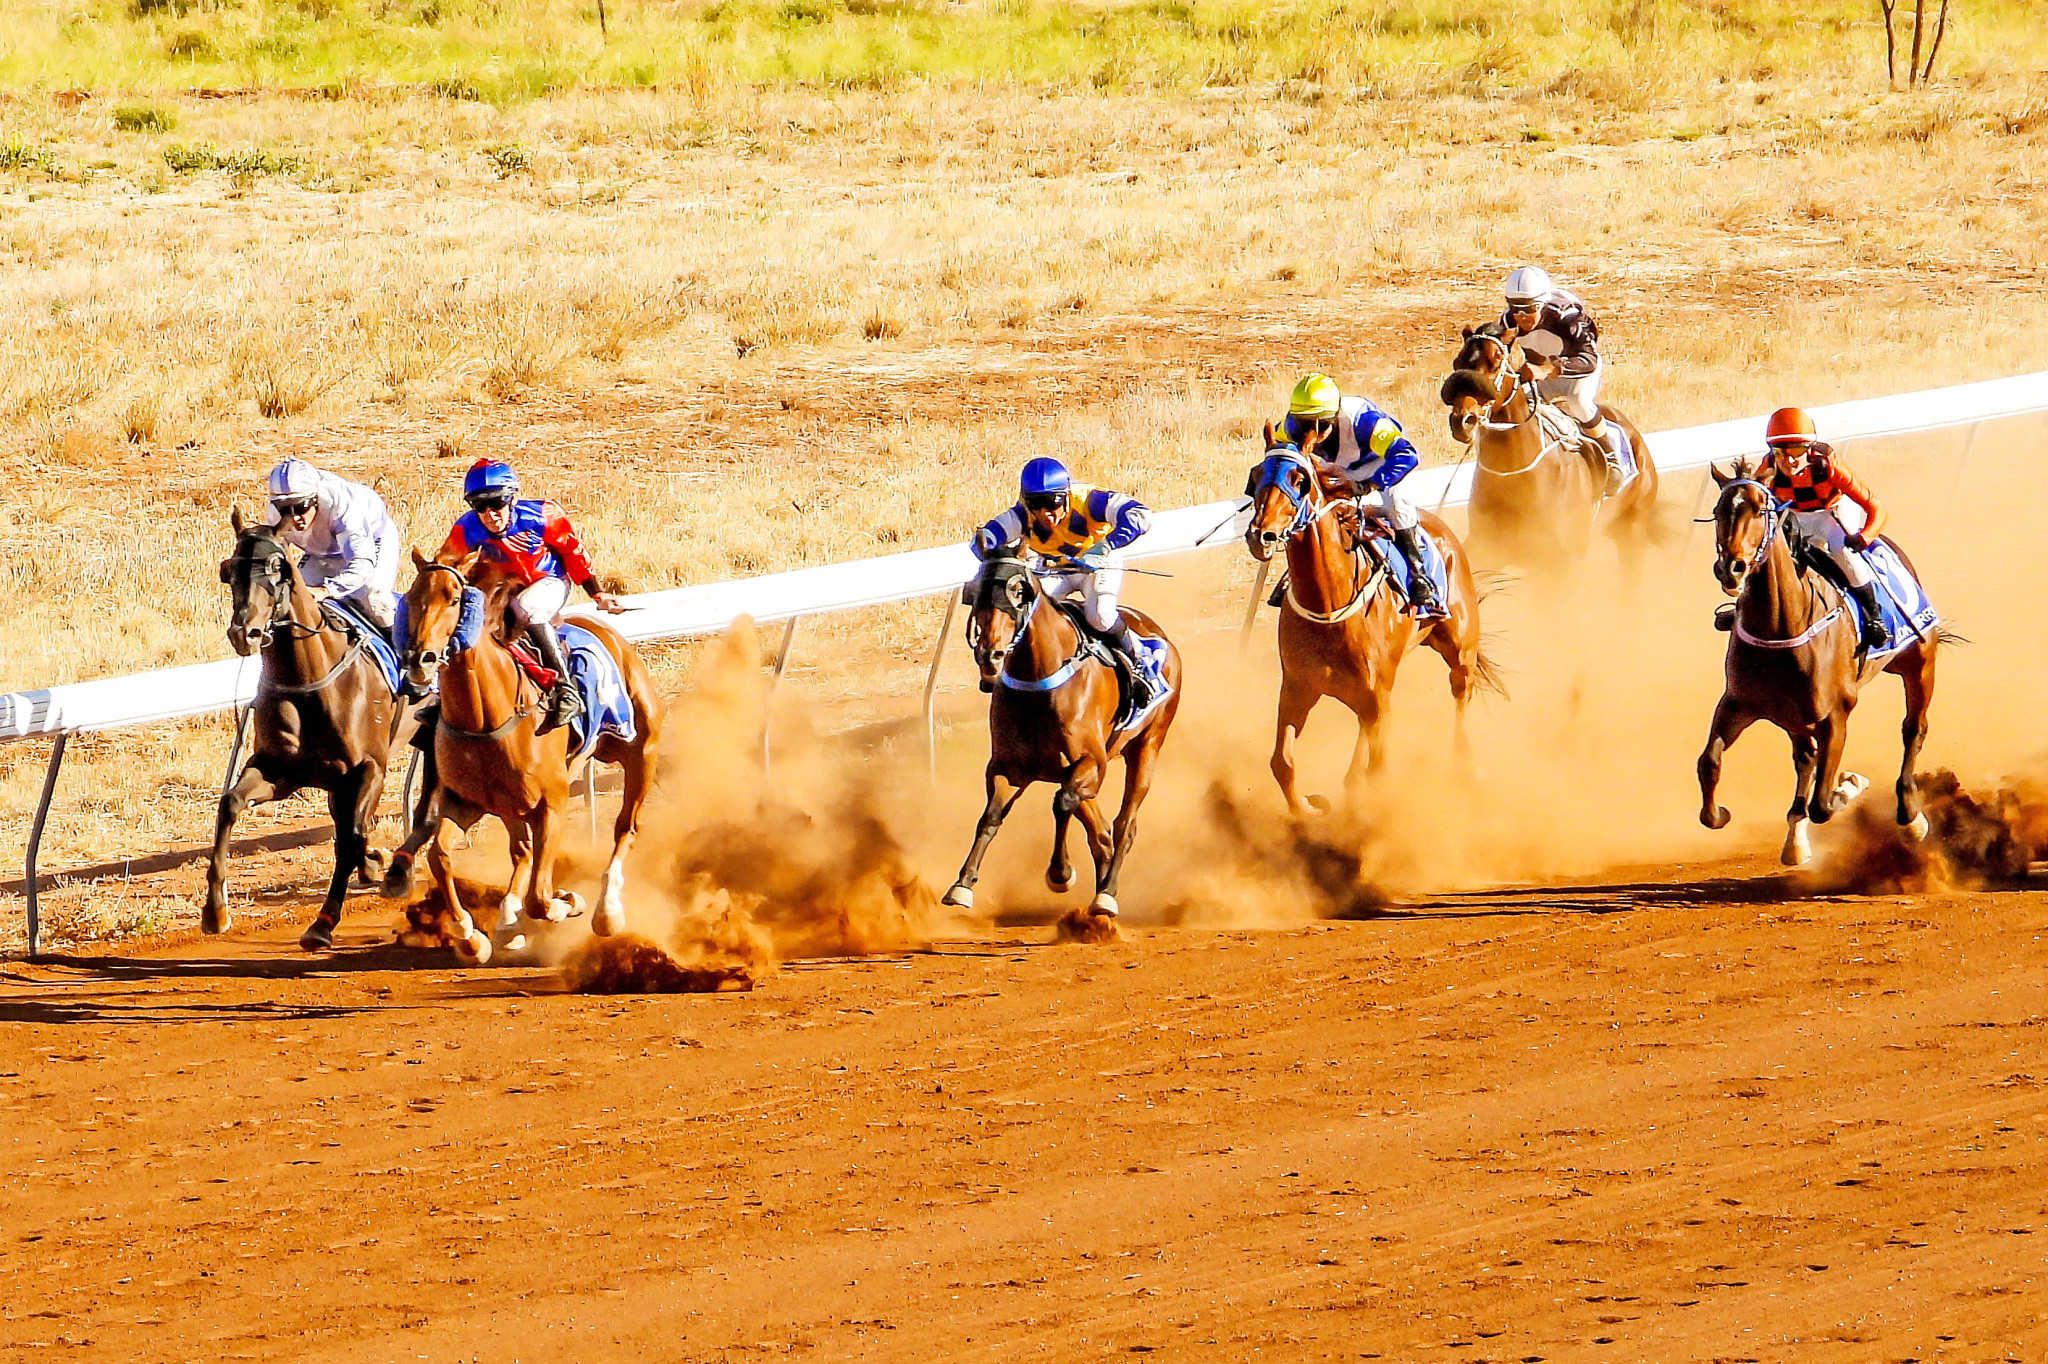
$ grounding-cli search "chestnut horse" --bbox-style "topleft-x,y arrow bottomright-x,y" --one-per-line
1696,463 -> 1944,865
207,512 -> 418,951
1245,422 -> 1500,815
1441,322 -> 1659,576
394,553 -> 662,963
940,547 -> 1182,936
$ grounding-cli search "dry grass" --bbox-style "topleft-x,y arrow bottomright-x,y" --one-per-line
1,16 -> 2046,944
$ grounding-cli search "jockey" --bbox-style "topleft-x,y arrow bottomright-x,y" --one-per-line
1498,266 -> 1628,496
971,457 -> 1168,716
262,458 -> 404,631
1281,373 -> 1438,613
436,459 -> 623,733
1758,407 -> 1891,651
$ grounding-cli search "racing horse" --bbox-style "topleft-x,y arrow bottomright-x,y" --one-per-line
1440,321 -> 1660,576
1244,422 -> 1501,815
940,546 -> 1182,939
1696,462 -> 1944,865
207,510 -> 417,951
394,552 -> 662,963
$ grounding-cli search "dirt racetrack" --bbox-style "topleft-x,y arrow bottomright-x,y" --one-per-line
6,858 -> 2048,1363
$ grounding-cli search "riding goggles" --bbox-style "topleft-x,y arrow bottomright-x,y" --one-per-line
270,496 -> 316,518
1022,492 -> 1068,513
466,491 -> 515,512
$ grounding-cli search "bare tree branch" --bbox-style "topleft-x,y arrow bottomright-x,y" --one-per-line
1879,0 -> 1900,84
1922,0 -> 1952,83
1909,0 -> 1927,86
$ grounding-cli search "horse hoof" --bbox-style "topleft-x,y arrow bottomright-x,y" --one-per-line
502,932 -> 529,955
942,885 -> 975,910
1090,892 -> 1119,917
1904,812 -> 1930,841
201,908 -> 231,936
1305,795 -> 1332,815
542,891 -> 585,923
593,903 -> 626,938
299,921 -> 335,952
1834,771 -> 1870,807
457,931 -> 492,965
355,849 -> 390,888
1702,806 -> 1731,831
1046,868 -> 1076,894
1780,842 -> 1811,868
497,896 -> 524,931
379,854 -> 415,900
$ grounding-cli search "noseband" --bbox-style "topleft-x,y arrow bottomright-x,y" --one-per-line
1248,444 -> 1323,542
231,534 -> 325,644
1717,479 -> 1784,574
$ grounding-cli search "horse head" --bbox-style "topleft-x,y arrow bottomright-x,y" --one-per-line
1709,460 -> 1778,595
1243,420 -> 1327,563
397,550 -> 486,693
1441,323 -> 1526,446
221,507 -> 298,657
964,547 -> 1038,693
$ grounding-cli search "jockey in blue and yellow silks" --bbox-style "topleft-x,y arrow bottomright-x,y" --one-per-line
1281,374 -> 1438,613
972,457 -> 1168,715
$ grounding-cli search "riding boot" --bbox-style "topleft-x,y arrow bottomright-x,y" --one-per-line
1847,580 -> 1889,651
529,621 -> 584,735
1583,418 -> 1628,496
1391,526 -> 1440,614
1713,602 -> 1736,633
1108,622 -> 1163,708
409,700 -> 440,750
1267,572 -> 1289,608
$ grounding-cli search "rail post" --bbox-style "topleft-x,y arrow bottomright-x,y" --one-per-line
24,732 -> 69,958
1944,420 -> 1981,503
922,594 -> 958,782
761,615 -> 801,777
219,701 -> 253,803
1677,464 -> 1717,565
1239,560 -> 1272,649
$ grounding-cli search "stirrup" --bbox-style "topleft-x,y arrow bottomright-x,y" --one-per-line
1713,603 -> 1735,633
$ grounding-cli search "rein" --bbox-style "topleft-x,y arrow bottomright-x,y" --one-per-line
1476,374 -> 1568,478
1719,479 -> 1846,649
235,537 -> 364,692
988,570 -> 1094,694
408,561 -> 541,734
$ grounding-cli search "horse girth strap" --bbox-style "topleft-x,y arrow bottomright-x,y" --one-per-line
264,635 -> 368,695
1283,539 -> 1385,625
437,705 -> 534,741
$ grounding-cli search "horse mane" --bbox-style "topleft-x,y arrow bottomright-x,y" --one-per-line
1439,369 -> 1496,406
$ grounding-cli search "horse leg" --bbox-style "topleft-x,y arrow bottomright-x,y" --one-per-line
1093,737 -> 1164,915
1046,778 -> 1080,895
1809,711 -> 1860,824
499,814 -> 537,932
944,772 -> 1026,910
202,761 -> 281,936
1425,622 -> 1475,771
1782,733 -> 1820,867
381,742 -> 439,899
1896,643 -> 1937,838
1271,679 -> 1318,816
1342,692 -> 1384,813
1696,695 -> 1755,830
594,751 -> 648,938
301,765 -> 374,952
425,794 -> 492,964
531,796 -> 584,924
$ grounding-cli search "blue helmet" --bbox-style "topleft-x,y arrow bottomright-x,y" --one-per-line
463,459 -> 520,503
1020,457 -> 1072,499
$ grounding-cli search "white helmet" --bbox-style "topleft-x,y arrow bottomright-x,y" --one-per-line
1503,266 -> 1554,307
267,458 -> 319,503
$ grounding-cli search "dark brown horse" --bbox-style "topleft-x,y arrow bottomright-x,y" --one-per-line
206,511 -> 415,951
1697,463 -> 1943,865
940,547 -> 1182,937
394,553 -> 662,963
1245,422 -> 1500,814
1441,322 -> 1660,576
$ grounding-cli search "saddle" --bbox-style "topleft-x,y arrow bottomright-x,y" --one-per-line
1046,599 -> 1158,731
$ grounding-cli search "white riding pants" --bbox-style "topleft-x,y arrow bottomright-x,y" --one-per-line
1358,481 -> 1420,532
1039,558 -> 1125,634
1790,499 -> 1875,589
509,575 -> 572,628
300,531 -> 403,629
1537,359 -> 1604,426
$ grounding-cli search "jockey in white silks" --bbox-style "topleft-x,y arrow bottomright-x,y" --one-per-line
1280,373 -> 1438,614
971,457 -> 1169,719
1498,265 -> 1630,496
262,458 -> 404,630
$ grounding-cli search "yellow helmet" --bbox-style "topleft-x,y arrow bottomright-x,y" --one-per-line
1288,373 -> 1342,419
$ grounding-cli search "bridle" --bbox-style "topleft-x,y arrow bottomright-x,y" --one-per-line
1715,477 -> 1844,648
228,532 -> 331,648
968,556 -> 1092,693
1245,442 -> 1380,625
400,561 -> 472,678
400,561 -> 539,734
1458,333 -> 1571,478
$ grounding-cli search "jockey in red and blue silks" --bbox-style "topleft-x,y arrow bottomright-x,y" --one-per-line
436,459 -> 623,733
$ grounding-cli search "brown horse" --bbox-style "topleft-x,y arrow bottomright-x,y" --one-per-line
207,511 -> 417,951
1244,422 -> 1500,815
394,553 -> 662,963
1696,463 -> 1942,865
940,547 -> 1182,936
1441,322 -> 1660,576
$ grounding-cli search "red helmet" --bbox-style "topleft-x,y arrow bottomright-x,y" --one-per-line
1765,407 -> 1818,447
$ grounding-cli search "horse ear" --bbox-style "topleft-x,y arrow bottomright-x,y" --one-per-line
218,557 -> 234,583
1709,462 -> 1731,487
1262,418 -> 1277,447
1460,324 -> 1474,339
411,547 -> 430,571
230,504 -> 245,534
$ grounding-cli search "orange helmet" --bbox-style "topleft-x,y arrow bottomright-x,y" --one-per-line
1765,407 -> 1818,447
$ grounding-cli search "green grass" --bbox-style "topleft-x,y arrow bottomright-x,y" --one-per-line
3,0 -> 2043,100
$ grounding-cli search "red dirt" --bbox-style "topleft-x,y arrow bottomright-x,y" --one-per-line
6,858 -> 2048,1361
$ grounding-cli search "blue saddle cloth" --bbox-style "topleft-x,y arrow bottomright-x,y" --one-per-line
1610,423 -> 1638,482
561,623 -> 637,761
320,600 -> 403,697
1366,525 -> 1451,618
1842,540 -> 1939,658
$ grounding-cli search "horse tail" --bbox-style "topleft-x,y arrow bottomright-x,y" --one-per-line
1471,568 -> 1515,603
1934,625 -> 1969,648
1468,633 -> 1510,701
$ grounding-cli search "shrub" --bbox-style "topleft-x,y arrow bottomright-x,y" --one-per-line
113,104 -> 177,133
483,142 -> 529,178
